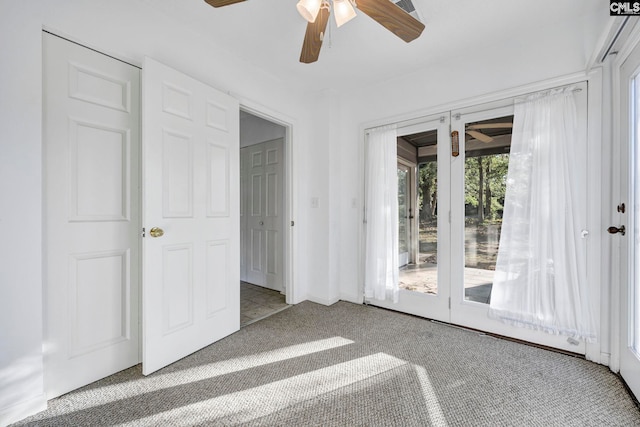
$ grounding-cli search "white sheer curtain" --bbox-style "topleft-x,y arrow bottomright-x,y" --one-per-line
489,87 -> 596,342
364,125 -> 399,303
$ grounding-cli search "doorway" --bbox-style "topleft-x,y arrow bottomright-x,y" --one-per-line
239,111 -> 290,326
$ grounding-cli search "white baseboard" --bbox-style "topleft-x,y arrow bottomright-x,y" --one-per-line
306,294 -> 340,306
339,292 -> 362,304
0,393 -> 47,427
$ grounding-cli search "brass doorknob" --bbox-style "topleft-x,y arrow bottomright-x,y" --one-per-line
149,227 -> 164,238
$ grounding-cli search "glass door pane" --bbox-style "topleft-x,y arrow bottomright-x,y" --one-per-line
416,159 -> 438,295
463,116 -> 513,304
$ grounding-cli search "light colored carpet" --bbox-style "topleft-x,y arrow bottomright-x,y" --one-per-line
13,301 -> 640,426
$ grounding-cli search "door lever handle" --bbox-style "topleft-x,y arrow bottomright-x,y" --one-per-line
607,225 -> 626,236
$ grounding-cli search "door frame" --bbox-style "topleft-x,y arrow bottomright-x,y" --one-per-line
239,104 -> 296,304
611,24 -> 640,398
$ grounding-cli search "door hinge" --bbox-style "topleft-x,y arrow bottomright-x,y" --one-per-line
448,297 -> 451,309
291,220 -> 295,226
141,227 -> 146,238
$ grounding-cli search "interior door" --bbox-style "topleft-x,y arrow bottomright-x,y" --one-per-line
618,41 -> 640,400
243,138 -> 285,291
43,33 -> 140,397
449,88 -> 588,353
142,57 -> 240,375
367,114 -> 451,323
246,142 -> 266,286
262,138 -> 285,291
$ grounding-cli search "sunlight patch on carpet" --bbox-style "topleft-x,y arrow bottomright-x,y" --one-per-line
128,353 -> 409,425
55,336 -> 354,413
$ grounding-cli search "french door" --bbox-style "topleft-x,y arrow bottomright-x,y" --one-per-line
618,41 -> 640,400
367,85 -> 589,353
449,96 -> 587,353
368,114 -> 451,323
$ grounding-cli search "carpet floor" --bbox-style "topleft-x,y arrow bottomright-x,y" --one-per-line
13,301 -> 640,426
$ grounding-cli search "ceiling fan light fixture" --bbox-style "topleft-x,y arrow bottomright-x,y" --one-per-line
297,0 -> 322,22
333,0 -> 356,27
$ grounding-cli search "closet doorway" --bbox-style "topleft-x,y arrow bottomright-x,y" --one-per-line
239,111 -> 290,326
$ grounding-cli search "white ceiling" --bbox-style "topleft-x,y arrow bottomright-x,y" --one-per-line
143,0 -> 609,93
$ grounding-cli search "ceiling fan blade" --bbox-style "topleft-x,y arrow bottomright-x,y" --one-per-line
466,130 -> 493,143
300,6 -> 330,64
204,0 -> 246,7
355,0 -> 425,43
467,123 -> 513,130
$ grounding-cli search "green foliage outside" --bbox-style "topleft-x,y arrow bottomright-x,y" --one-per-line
464,153 -> 510,223
416,153 -> 509,223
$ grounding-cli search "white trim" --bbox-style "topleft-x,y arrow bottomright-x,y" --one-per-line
587,17 -> 629,72
613,18 -> 640,70
307,295 -> 340,306
586,67 -> 605,364
0,393 -> 47,427
238,100 -> 300,305
611,53 -> 622,373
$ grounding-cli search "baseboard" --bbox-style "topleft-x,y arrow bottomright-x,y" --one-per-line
0,393 -> 47,427
339,292 -> 362,304
306,294 -> 340,306
600,352 -> 611,368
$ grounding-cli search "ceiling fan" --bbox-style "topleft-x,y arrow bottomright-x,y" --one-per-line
465,123 -> 513,143
204,0 -> 425,64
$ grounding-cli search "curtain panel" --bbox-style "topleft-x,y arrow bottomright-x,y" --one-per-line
489,87 -> 596,342
364,125 -> 399,303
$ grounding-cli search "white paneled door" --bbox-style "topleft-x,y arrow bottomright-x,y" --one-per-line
618,41 -> 640,401
43,33 -> 140,398
242,138 -> 285,291
142,58 -> 240,375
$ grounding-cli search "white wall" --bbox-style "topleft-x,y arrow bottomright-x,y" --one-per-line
0,3 -> 47,423
0,1 -> 321,424
240,112 -> 286,148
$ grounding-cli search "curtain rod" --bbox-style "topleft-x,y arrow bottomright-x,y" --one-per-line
513,86 -> 582,105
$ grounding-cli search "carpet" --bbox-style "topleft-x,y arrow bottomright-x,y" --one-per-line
13,301 -> 640,426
